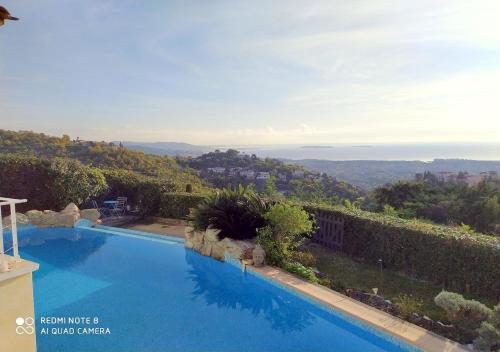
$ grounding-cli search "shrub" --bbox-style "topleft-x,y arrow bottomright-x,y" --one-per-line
189,185 -> 267,240
158,192 -> 207,219
257,203 -> 314,266
434,291 -> 465,316
394,294 -> 423,320
305,204 -> 500,301
383,204 -> 399,217
282,261 -> 318,283
435,291 -> 492,341
265,203 -> 314,239
257,226 -> 283,265
49,158 -> 107,207
474,304 -> 500,351
292,250 -> 317,267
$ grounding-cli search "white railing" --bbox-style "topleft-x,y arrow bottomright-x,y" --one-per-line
0,197 -> 27,272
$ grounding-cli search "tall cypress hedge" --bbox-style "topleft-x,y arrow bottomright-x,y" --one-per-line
157,192 -> 207,219
0,155 -> 106,211
306,204 -> 500,301
149,194 -> 500,299
99,169 -> 178,215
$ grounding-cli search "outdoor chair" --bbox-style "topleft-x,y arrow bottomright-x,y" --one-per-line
92,200 -> 111,218
110,197 -> 127,217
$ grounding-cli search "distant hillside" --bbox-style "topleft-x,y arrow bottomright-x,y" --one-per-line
0,130 -> 207,191
178,149 -> 363,203
288,159 -> 500,189
116,141 -> 211,157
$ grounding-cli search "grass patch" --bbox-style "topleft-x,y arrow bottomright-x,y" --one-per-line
307,243 -> 496,322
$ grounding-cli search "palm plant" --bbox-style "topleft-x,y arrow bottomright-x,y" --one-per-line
189,185 -> 267,240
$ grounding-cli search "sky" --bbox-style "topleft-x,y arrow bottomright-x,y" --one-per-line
1,0 -> 500,145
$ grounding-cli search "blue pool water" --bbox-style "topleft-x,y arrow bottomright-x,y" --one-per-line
13,226 -> 419,352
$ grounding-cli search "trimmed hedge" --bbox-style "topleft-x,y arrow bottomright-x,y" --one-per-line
100,168 -> 178,215
305,204 -> 500,301
0,155 -> 107,211
157,192 -> 207,219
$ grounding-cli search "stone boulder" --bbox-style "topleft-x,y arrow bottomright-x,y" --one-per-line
33,210 -> 79,227
25,210 -> 43,223
210,243 -> 225,261
35,212 -> 59,227
80,209 -> 100,222
218,238 -> 255,260
200,242 -> 213,257
204,228 -> 220,242
56,213 -> 80,227
185,228 -> 205,252
61,203 -> 79,215
184,227 -> 195,248
184,227 -> 257,263
2,213 -> 30,227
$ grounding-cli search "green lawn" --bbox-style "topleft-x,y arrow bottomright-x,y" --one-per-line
307,243 -> 494,322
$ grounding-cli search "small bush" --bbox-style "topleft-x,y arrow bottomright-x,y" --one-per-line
265,203 -> 314,238
292,250 -> 317,267
474,304 -> 500,351
257,203 -> 314,266
189,185 -> 267,240
395,294 -> 423,319
257,226 -> 283,265
282,261 -> 318,283
434,291 -> 465,316
383,204 -> 399,217
435,291 -> 492,341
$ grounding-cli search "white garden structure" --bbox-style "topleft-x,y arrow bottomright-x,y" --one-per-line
0,197 -> 27,272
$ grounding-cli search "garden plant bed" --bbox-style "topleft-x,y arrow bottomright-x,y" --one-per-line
307,243 -> 496,344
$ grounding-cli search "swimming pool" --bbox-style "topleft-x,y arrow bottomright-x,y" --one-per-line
15,226 -> 420,352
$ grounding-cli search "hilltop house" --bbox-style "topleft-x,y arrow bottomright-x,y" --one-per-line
228,167 -> 243,176
240,170 -> 256,179
278,173 -> 288,182
207,167 -> 226,174
256,172 -> 271,180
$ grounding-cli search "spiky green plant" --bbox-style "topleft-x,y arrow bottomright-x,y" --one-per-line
189,185 -> 267,240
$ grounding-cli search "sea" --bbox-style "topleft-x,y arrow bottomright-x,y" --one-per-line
215,143 -> 500,161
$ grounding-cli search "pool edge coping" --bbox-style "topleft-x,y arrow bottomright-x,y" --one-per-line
248,265 -> 470,352
81,224 -> 185,243
0,255 -> 39,283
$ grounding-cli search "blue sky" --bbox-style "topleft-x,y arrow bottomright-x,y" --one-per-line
1,0 -> 500,144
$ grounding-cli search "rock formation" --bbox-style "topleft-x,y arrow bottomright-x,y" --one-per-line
1,204 -> 101,228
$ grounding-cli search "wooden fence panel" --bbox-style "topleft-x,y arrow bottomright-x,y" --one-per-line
312,210 -> 344,250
